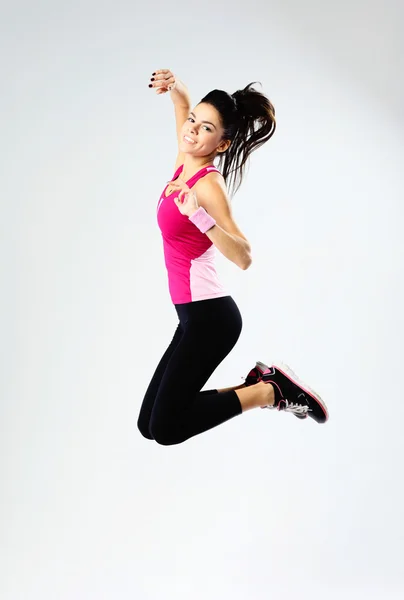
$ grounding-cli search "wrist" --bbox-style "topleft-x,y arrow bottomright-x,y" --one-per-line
170,79 -> 191,106
188,206 -> 216,234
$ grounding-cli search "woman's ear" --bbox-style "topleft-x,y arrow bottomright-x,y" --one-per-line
217,139 -> 231,153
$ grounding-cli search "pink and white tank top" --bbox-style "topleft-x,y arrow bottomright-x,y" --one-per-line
157,164 -> 228,304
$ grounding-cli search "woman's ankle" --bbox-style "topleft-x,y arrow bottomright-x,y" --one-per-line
235,381 -> 274,412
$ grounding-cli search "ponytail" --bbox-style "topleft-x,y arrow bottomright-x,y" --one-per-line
200,83 -> 276,197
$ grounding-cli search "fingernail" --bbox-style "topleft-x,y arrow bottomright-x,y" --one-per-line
150,78 -> 155,81
152,72 -> 156,75
148,84 -> 152,87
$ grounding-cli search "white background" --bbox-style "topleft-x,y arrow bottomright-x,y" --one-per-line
1,1 -> 403,598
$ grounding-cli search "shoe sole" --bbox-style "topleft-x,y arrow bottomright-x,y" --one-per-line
272,361 -> 329,423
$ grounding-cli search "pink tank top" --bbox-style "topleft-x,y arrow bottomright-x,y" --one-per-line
157,164 -> 228,304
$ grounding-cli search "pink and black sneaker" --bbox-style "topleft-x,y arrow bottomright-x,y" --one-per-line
244,361 -> 328,423
244,361 -> 269,387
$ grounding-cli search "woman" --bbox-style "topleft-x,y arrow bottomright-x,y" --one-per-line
137,69 -> 328,446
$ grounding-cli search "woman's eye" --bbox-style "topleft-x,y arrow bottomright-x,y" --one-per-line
187,118 -> 210,132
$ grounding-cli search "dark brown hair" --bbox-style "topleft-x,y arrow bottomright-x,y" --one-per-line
199,82 -> 276,197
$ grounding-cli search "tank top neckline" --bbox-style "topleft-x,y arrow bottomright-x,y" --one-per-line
162,164 -> 220,199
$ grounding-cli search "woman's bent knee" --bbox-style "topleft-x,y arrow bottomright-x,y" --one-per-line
137,418 -> 154,441
149,419 -> 180,446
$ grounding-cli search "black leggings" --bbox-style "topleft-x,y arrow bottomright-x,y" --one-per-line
137,296 -> 243,445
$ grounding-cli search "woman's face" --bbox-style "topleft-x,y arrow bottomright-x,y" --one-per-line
178,102 -> 231,157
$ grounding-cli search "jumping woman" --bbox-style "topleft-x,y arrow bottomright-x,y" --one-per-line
137,68 -> 329,446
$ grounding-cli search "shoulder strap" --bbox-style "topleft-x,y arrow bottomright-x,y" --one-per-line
187,166 -> 221,188
172,164 -> 184,180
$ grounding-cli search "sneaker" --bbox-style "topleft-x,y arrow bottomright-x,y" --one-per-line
244,361 -> 307,420
244,361 -> 269,387
263,362 -> 329,424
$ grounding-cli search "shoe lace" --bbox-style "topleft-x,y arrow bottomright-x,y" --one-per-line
265,399 -> 311,416
282,400 -> 310,416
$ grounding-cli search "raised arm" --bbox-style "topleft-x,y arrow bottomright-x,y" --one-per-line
149,69 -> 192,170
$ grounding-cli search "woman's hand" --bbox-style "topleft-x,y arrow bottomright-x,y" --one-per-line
148,69 -> 192,106
148,69 -> 177,94
167,178 -> 199,217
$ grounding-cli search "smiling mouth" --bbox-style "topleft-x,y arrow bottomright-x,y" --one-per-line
183,136 -> 196,144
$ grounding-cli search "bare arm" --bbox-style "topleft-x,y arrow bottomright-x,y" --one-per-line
149,69 -> 191,169
168,174 -> 252,270
198,177 -> 252,270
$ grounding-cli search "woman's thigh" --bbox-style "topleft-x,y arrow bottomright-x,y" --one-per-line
151,296 -> 243,418
137,322 -> 184,435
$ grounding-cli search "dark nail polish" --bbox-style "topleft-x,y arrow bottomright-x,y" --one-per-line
148,84 -> 152,87
151,78 -> 155,81
152,72 -> 156,76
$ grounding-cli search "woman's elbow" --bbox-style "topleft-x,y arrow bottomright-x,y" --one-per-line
240,255 -> 252,270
